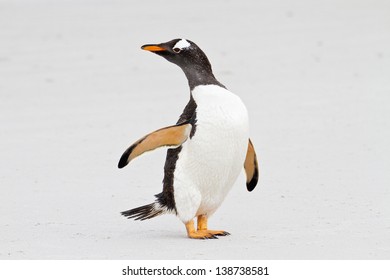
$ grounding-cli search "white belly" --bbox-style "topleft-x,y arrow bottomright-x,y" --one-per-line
173,85 -> 249,222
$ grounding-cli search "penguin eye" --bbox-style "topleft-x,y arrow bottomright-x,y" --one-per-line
173,47 -> 181,53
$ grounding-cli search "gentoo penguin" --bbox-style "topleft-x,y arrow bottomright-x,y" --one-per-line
118,39 -> 259,239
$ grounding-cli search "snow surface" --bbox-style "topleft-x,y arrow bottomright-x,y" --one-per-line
0,0 -> 389,259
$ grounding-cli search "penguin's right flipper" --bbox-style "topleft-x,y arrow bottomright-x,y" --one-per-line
244,139 -> 259,192
118,123 -> 192,168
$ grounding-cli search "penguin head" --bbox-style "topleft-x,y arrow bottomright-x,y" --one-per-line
141,38 -> 224,89
144,39 -> 216,74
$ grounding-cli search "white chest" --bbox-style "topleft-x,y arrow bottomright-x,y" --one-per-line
189,84 -> 249,180
192,85 -> 249,129
172,85 -> 249,221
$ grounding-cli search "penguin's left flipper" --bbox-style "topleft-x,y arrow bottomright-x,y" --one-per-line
244,139 -> 259,192
118,123 -> 192,168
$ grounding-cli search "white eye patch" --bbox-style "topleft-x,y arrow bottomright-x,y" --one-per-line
173,39 -> 191,51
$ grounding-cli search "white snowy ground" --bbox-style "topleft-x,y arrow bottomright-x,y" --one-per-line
0,0 -> 389,259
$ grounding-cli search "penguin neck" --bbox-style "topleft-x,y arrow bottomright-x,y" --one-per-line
181,65 -> 225,90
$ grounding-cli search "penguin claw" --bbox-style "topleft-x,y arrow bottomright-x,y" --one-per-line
212,231 -> 230,236
188,231 -> 220,239
191,230 -> 229,239
186,220 -> 230,239
205,230 -> 230,237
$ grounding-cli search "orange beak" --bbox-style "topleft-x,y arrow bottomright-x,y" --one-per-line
141,45 -> 166,52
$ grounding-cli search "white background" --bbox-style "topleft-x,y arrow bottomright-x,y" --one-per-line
0,0 -> 389,259
1,260 -> 390,280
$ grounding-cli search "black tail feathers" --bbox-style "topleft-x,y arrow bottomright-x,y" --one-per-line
121,202 -> 166,221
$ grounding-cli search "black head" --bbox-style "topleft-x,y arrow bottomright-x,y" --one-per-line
141,39 -> 225,90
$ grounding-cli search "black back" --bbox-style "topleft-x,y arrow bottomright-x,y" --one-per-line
157,96 -> 197,212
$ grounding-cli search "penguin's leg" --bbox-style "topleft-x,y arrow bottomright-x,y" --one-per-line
185,220 -> 218,239
174,180 -> 215,239
197,215 -> 230,236
197,214 -> 208,230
